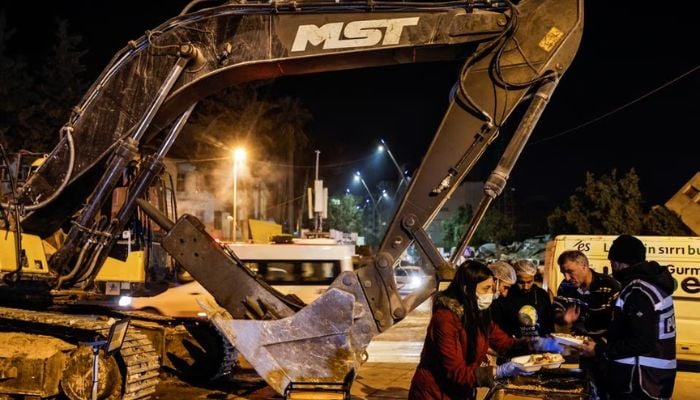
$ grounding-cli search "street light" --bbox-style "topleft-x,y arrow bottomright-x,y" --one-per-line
354,171 -> 377,210
378,138 -> 409,192
375,189 -> 391,229
355,171 -> 381,240
376,189 -> 389,206
232,147 -> 246,242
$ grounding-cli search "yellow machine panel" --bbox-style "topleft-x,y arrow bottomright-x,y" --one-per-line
96,251 -> 147,283
248,219 -> 282,244
0,231 -> 50,274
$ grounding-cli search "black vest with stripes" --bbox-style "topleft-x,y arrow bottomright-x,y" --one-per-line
608,277 -> 676,399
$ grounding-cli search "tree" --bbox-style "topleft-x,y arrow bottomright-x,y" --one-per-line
442,204 -> 472,250
0,16 -> 87,153
441,204 -> 517,248
32,18 -> 88,151
642,205 -> 691,236
176,83 -> 276,159
266,97 -> 312,233
175,84 -> 313,232
326,194 -> 363,234
476,207 -> 517,245
547,169 -> 690,236
0,12 -> 33,151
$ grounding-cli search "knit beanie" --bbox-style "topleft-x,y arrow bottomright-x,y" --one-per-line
608,234 -> 646,265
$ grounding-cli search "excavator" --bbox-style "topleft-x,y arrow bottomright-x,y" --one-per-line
0,0 -> 583,398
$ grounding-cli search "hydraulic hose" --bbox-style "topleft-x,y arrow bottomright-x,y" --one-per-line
0,145 -> 24,284
21,129 -> 76,211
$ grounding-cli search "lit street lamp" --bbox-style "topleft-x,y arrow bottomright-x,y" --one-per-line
355,171 -> 384,240
378,138 -> 410,192
232,147 -> 246,242
375,189 -> 391,229
376,189 -> 389,206
354,171 -> 377,210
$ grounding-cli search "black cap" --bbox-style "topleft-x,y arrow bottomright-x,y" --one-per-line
608,235 -> 646,265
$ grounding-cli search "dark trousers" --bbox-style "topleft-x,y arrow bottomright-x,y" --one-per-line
580,357 -> 609,400
608,387 -> 656,400
607,368 -> 660,400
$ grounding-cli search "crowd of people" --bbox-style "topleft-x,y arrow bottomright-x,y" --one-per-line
408,234 -> 677,400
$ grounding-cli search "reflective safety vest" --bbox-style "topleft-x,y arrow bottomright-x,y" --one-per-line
609,279 -> 676,400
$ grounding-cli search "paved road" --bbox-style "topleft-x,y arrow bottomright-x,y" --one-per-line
154,298 -> 700,399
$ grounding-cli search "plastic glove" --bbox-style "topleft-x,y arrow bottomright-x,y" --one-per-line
531,336 -> 564,353
495,361 -> 534,379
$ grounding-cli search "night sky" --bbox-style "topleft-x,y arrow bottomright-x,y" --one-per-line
1,1 -> 697,228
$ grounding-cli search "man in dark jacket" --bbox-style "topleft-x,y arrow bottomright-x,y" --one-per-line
554,250 -> 620,399
553,250 -> 620,339
581,235 -> 676,400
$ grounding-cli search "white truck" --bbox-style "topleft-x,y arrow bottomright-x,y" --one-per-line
543,235 -> 700,361
128,241 -> 357,316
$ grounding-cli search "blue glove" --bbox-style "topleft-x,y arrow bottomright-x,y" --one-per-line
495,361 -> 534,379
531,336 -> 563,353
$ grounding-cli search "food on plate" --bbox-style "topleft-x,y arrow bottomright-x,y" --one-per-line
510,353 -> 565,372
521,353 -> 564,366
551,333 -> 589,347
554,333 -> 587,341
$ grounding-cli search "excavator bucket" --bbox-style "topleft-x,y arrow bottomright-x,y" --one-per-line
207,282 -> 376,395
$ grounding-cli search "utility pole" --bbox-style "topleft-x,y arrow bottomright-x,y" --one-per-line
307,150 -> 327,234
355,171 -> 378,242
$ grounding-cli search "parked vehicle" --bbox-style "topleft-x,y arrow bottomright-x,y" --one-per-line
128,241 -> 356,316
395,265 -> 427,294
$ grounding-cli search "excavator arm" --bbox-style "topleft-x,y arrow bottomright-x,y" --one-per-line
7,0 -> 583,395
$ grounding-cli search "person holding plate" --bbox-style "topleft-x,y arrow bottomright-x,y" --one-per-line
408,260 -> 561,400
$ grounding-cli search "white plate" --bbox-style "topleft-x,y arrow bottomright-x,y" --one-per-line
511,353 -> 564,372
551,333 -> 586,347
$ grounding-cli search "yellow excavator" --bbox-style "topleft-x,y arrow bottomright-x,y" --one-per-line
0,0 -> 583,398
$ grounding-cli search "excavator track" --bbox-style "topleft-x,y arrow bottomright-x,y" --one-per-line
211,326 -> 238,380
0,306 -> 160,400
117,309 -> 237,382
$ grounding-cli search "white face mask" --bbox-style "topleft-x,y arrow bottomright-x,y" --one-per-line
477,292 -> 494,310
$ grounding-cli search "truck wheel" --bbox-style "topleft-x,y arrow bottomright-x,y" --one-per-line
61,346 -> 123,400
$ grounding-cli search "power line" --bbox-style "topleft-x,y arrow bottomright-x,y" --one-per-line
253,155 -> 374,169
264,193 -> 306,211
530,64 -> 699,146
171,65 -> 699,166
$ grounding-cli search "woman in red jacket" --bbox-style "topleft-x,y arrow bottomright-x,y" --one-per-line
408,260 -> 556,400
